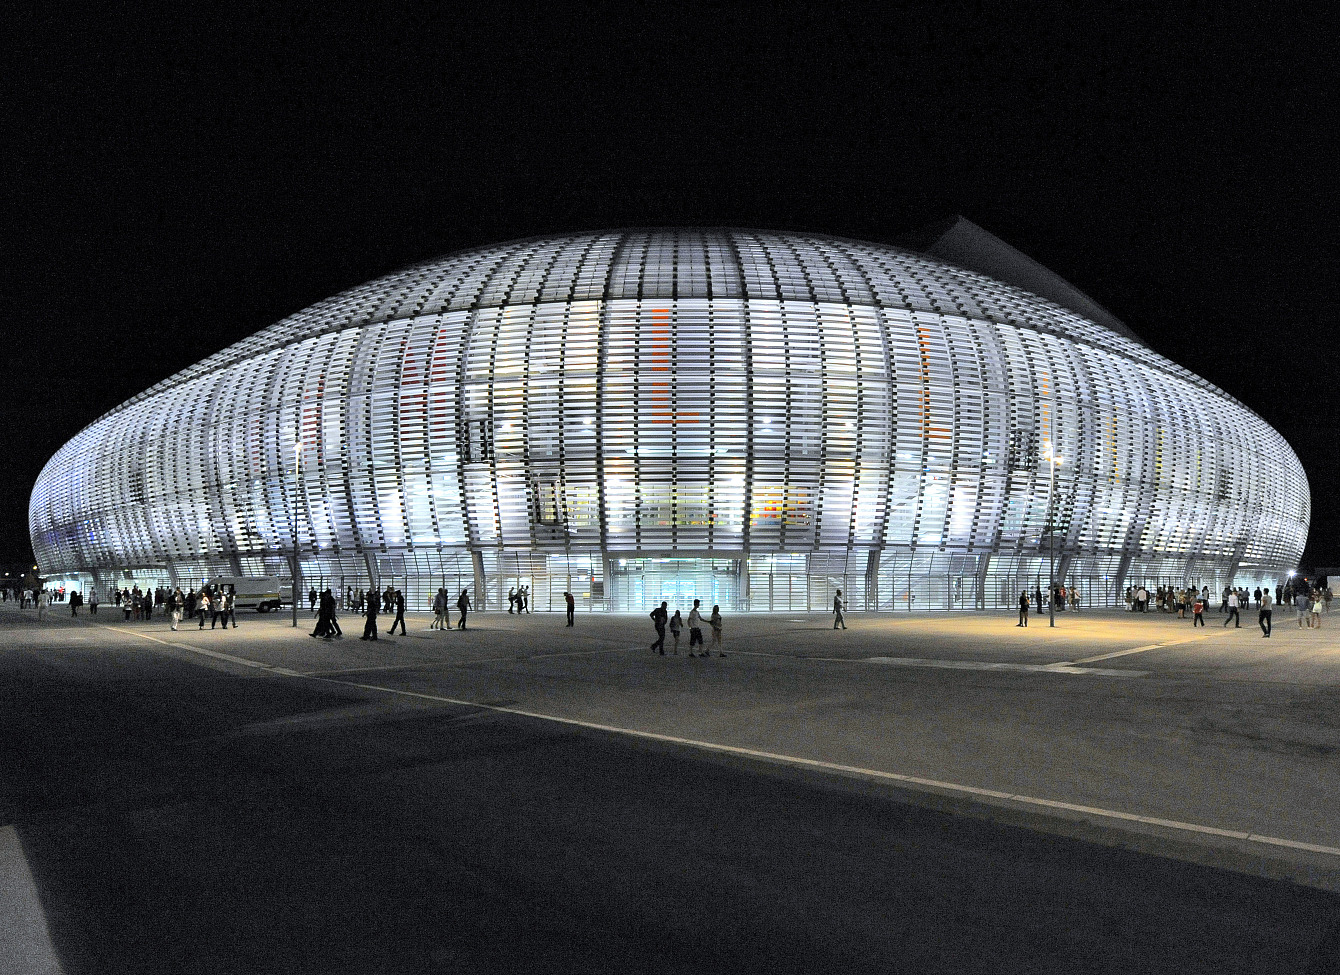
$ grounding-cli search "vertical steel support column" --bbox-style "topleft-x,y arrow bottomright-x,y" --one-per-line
1113,551 -> 1133,609
289,554 -> 300,629
1047,452 -> 1057,628
866,550 -> 880,612
472,550 -> 486,611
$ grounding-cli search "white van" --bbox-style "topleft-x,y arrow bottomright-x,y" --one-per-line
208,576 -> 288,612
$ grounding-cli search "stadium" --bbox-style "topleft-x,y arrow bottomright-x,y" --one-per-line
29,221 -> 1309,612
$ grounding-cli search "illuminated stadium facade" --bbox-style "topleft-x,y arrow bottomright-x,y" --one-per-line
30,222 -> 1309,612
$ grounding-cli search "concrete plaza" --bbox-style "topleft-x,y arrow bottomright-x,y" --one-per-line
3,600 -> 1338,971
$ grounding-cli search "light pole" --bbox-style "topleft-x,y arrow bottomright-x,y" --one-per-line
1044,445 -> 1062,628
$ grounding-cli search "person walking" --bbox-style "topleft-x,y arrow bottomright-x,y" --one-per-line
1192,594 -> 1205,627
324,588 -> 342,638
360,586 -> 379,641
431,587 -> 448,630
388,588 -> 407,635
89,589 -> 98,615
1297,590 -> 1312,628
1223,589 -> 1240,628
311,592 -> 333,639
197,590 -> 211,629
710,604 -> 725,656
668,609 -> 683,655
1017,591 -> 1029,627
456,589 -> 470,630
1311,591 -> 1323,629
564,591 -> 575,627
650,601 -> 668,654
508,587 -> 517,613
833,589 -> 846,629
687,599 -> 706,656
1259,587 -> 1273,637
308,587 -> 318,613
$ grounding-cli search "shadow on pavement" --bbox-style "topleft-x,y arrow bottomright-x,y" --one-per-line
5,653 -> 1339,973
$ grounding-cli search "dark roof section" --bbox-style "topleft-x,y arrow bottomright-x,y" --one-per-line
902,216 -> 1146,347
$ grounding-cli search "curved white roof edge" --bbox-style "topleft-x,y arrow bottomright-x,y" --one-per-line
903,216 -> 1145,347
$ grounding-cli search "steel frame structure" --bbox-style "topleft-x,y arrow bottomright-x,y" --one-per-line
30,229 -> 1309,612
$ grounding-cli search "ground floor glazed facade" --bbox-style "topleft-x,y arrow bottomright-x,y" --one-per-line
42,546 -> 1287,615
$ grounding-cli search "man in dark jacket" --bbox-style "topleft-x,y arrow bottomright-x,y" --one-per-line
650,601 -> 668,653
361,586 -> 380,641
389,589 -> 407,635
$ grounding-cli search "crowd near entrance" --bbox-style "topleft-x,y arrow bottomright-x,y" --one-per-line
32,550 -> 1296,618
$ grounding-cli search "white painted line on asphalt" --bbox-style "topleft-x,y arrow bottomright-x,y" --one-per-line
301,676 -> 1340,860
307,662 -> 456,676
305,647 -> 627,677
1068,644 -> 1165,664
92,624 -> 1340,859
100,627 -> 305,677
734,649 -> 1145,677
520,647 -> 634,661
1067,633 -> 1213,665
866,657 -> 1147,678
0,825 -> 65,975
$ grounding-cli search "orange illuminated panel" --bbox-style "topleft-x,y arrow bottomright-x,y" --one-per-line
648,308 -> 698,424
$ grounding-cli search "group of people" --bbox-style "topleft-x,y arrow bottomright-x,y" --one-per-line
1279,584 -> 1329,632
10,587 -> 55,618
648,598 -> 724,656
160,584 -> 237,631
350,586 -> 473,641
428,587 -> 473,631
1114,582 -> 1331,637
1124,585 -> 1210,614
6,587 -> 64,610
1015,585 -> 1081,625
507,586 -> 532,613
87,583 -> 240,631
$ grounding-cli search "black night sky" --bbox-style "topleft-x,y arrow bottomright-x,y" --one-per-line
6,6 -> 1337,571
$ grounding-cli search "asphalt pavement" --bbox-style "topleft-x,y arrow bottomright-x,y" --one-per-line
2,600 -> 1338,973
